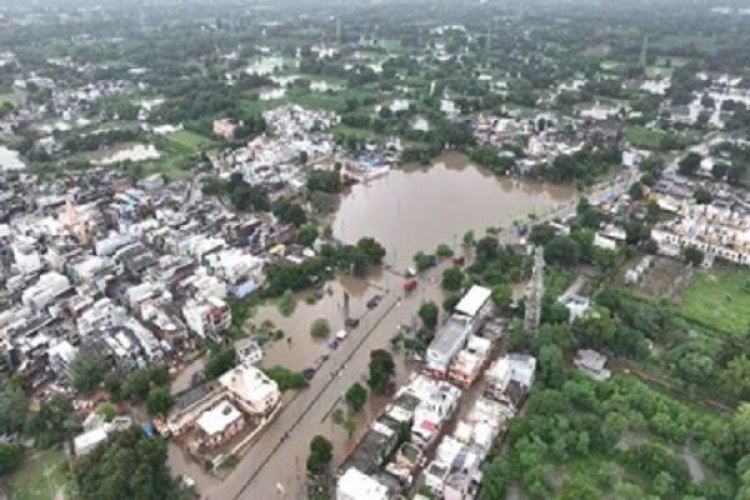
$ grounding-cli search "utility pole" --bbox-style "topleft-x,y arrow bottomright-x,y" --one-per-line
524,246 -> 544,337
640,35 -> 649,68
336,18 -> 342,46
486,21 -> 492,53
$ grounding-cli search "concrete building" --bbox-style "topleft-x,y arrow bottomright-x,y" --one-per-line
336,467 -> 390,500
426,285 -> 492,378
574,349 -> 611,381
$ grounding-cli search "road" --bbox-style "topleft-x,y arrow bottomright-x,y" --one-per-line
177,171 -> 638,500
187,263 -> 448,500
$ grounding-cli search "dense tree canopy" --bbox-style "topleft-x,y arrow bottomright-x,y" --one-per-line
75,427 -> 187,500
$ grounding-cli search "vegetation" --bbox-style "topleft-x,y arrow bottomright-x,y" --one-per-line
204,346 -> 237,380
310,318 -> 331,338
344,383 -> 368,413
481,374 -> 739,499
367,349 -> 395,395
69,355 -> 107,395
277,289 -> 297,317
680,266 -> 750,334
263,366 -> 309,391
418,301 -> 440,331
75,427 -> 187,500
306,435 -> 333,476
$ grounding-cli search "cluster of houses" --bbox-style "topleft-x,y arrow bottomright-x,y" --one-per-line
0,157 -> 311,417
209,105 -> 339,190
335,286 -> 539,500
651,167 -> 750,267
165,364 -> 281,465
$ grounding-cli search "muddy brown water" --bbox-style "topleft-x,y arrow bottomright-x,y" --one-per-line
333,151 -> 573,269
175,153 -> 573,498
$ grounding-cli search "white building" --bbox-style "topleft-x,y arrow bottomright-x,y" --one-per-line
426,285 -> 492,377
182,296 -> 231,340
336,467 -> 390,500
21,272 -> 71,310
219,365 -> 281,416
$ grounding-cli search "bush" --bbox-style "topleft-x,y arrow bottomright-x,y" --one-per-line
263,366 -> 309,391
345,383 -> 368,413
310,318 -> 331,338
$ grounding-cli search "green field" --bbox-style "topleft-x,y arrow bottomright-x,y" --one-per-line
166,130 -> 214,150
0,92 -> 19,107
655,34 -> 720,55
8,449 -> 71,500
624,125 -> 667,150
680,266 -> 750,334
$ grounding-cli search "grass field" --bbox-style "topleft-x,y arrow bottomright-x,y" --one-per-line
166,130 -> 214,150
8,449 -> 71,500
624,125 -> 668,150
655,35 -> 720,55
680,266 -> 750,334
0,92 -> 19,107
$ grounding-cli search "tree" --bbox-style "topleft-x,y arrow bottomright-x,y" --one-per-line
629,182 -> 645,201
306,435 -> 333,476
529,224 -> 557,246
70,354 -> 107,394
683,245 -> 704,266
557,475 -> 600,500
356,237 -> 386,266
263,366 -> 309,391
344,383 -> 368,413
123,369 -> 152,402
368,349 -> 395,395
0,385 -> 27,435
441,267 -> 464,291
538,344 -> 565,388
147,387 -> 174,416
0,443 -> 24,475
75,427 -> 185,500
418,302 -> 439,330
463,230 -> 475,247
296,223 -> 319,247
204,346 -> 237,380
307,170 -> 342,194
711,162 -> 728,180
29,395 -> 79,449
310,318 -> 331,338
544,236 -> 581,267
436,244 -> 454,258
678,153 -> 702,177
96,402 -> 117,422
273,200 -> 307,226
693,188 -> 713,204
721,355 -> 750,401
278,289 -> 296,317
491,284 -> 512,311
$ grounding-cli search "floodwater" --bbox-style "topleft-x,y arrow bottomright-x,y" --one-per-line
332,152 -> 574,269
0,145 -> 26,171
251,265 -> 437,373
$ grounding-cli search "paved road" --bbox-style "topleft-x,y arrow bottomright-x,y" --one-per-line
189,263 -> 449,500
177,172 -> 638,500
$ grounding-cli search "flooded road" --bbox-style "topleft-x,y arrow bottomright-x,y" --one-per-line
333,152 -> 573,268
175,152 -> 578,499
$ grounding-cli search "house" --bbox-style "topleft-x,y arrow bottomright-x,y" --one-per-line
426,285 -> 492,378
558,294 -> 591,322
213,119 -> 241,140
195,400 -> 245,448
336,467 -> 390,500
574,349 -> 611,381
484,354 -> 537,410
219,365 -> 280,416
182,296 -> 231,340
